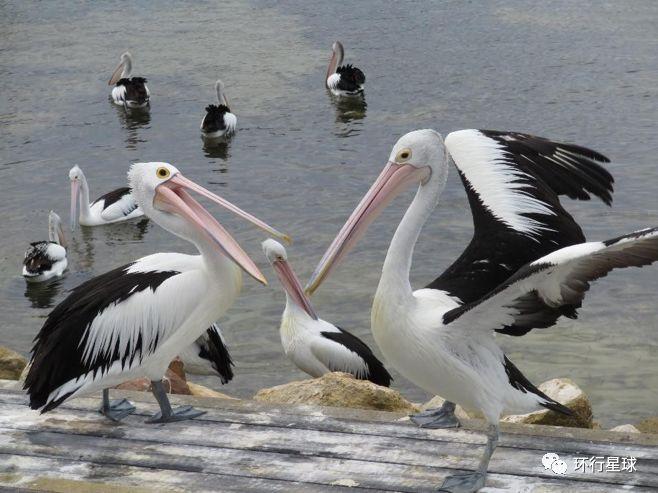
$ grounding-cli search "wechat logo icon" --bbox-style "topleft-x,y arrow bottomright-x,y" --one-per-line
542,452 -> 568,475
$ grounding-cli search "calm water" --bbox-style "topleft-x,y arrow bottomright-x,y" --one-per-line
1,1 -> 656,427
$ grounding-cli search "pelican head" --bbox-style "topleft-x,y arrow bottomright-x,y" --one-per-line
263,239 -> 317,319
109,51 -> 133,85
48,211 -> 67,248
129,162 -> 290,284
69,165 -> 87,231
306,129 -> 446,294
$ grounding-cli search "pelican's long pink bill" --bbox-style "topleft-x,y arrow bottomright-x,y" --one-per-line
273,259 -> 318,320
154,182 -> 266,284
108,62 -> 124,85
305,162 -> 430,295
70,180 -> 80,231
168,174 -> 290,244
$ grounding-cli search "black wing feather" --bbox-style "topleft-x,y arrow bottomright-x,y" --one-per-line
196,323 -> 234,384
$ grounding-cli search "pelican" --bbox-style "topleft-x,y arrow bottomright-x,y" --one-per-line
201,79 -> 237,139
25,162 -> 289,423
306,129 -> 658,492
325,41 -> 365,97
69,165 -> 144,230
23,211 -> 67,283
178,323 -> 234,382
262,239 -> 391,386
108,51 -> 150,108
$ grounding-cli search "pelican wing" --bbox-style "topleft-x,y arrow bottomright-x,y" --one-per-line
427,129 -> 613,304
179,323 -> 234,383
24,253 -> 205,411
442,228 -> 658,336
96,187 -> 142,221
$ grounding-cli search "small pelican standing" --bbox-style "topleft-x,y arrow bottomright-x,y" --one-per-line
200,79 -> 237,139
23,211 -> 67,282
108,51 -> 150,108
306,129 -> 658,492
69,165 -> 144,229
325,41 -> 365,97
263,239 -> 391,386
25,162 -> 289,423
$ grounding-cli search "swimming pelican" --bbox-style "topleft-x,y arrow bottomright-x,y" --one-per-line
23,211 -> 67,283
306,129 -> 658,492
178,323 -> 234,382
108,51 -> 150,108
201,79 -> 237,139
325,41 -> 365,97
69,165 -> 144,230
263,239 -> 391,386
25,162 -> 289,423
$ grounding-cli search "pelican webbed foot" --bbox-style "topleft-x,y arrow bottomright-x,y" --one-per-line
99,389 -> 136,422
146,380 -> 206,424
438,472 -> 485,493
410,400 -> 460,429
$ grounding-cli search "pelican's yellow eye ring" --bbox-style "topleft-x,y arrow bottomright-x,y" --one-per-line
156,167 -> 171,179
396,148 -> 412,162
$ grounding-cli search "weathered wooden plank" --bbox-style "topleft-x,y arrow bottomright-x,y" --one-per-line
1,388 -> 656,458
0,433 -> 647,493
2,382 -> 657,448
0,401 -> 655,488
0,453 -> 369,492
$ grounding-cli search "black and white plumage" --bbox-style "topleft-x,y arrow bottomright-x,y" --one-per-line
23,211 -> 67,283
200,79 -> 237,139
69,165 -> 144,229
178,323 -> 234,383
325,41 -> 365,97
108,52 -> 150,108
305,130 -> 656,492
263,239 -> 391,386
26,162 -> 288,423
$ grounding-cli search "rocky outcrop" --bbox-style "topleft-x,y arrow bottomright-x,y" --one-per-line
187,382 -> 237,400
254,372 -> 419,413
635,417 -> 658,434
610,424 -> 641,433
0,347 -> 27,380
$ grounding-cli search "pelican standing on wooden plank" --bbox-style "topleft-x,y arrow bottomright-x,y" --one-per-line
200,79 -> 237,139
69,165 -> 144,230
108,51 -> 150,108
263,239 -> 391,386
325,41 -> 365,97
306,129 -> 658,492
25,162 -> 289,423
23,211 -> 67,282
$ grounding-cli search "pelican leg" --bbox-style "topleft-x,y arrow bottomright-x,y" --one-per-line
146,380 -> 206,424
438,424 -> 498,493
98,388 -> 136,422
410,400 -> 460,428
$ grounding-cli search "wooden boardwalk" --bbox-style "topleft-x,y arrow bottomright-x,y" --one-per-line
0,381 -> 656,492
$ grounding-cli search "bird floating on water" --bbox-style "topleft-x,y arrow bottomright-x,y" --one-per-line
23,211 -> 67,283
325,41 -> 365,98
25,162 -> 289,423
201,79 -> 237,139
69,165 -> 144,230
108,51 -> 150,109
263,239 -> 391,386
306,129 -> 658,492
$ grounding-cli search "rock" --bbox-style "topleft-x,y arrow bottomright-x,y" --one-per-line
502,378 -> 592,428
254,372 -> 419,413
187,382 -> 237,400
0,347 -> 27,380
610,424 -> 641,433
635,417 -> 658,434
114,360 -> 191,395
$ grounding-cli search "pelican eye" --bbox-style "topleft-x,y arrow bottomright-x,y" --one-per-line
396,148 -> 412,162
156,167 -> 171,179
